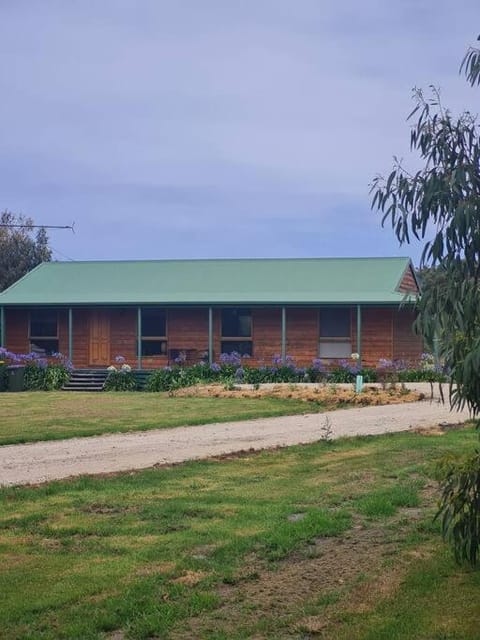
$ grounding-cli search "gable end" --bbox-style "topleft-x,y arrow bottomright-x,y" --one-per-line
397,264 -> 419,294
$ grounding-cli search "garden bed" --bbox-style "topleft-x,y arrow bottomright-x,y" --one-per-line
173,382 -> 424,407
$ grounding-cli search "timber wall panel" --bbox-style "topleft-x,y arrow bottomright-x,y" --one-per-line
361,308 -> 394,367
168,308 -> 209,353
5,305 -> 424,370
5,309 -> 29,354
251,308 -> 282,364
110,308 -> 137,365
71,309 -> 90,368
162,308 -> 209,367
286,308 -> 319,365
393,309 -> 423,363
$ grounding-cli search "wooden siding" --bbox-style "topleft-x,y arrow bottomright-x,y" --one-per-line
393,308 -> 424,363
167,308 -> 209,365
70,309 -> 89,368
110,308 -> 137,366
285,308 -> 319,364
361,308 -> 394,367
252,308 -> 282,363
5,309 -> 29,354
5,309 -> 70,357
398,265 -> 419,293
3,305 -> 424,369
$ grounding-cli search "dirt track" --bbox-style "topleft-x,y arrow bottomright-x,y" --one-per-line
0,398 -> 470,487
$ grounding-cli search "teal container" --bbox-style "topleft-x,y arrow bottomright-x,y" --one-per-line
7,366 -> 25,392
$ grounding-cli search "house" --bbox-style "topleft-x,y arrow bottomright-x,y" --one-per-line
0,257 -> 422,369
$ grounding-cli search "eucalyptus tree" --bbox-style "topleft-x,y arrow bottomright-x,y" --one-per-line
371,37 -> 480,565
371,46 -> 480,416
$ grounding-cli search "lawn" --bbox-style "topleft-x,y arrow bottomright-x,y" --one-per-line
0,391 -> 322,445
0,386 -> 419,446
1,426 -> 479,639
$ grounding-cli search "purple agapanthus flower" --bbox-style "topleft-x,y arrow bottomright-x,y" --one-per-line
311,358 -> 324,371
114,355 -> 126,364
377,358 -> 393,369
210,362 -> 221,373
219,352 -> 242,366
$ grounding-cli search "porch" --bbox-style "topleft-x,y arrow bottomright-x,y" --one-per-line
0,304 -> 422,370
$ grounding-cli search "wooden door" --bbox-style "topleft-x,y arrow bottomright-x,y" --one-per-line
89,310 -> 110,366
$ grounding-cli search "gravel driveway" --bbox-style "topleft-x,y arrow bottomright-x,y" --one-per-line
0,398 -> 470,487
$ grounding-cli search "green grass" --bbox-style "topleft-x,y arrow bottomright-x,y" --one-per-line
0,391 -> 325,445
1,426 -> 479,639
354,483 -> 421,518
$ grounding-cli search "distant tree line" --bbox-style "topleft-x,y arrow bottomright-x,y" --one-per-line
0,211 -> 51,292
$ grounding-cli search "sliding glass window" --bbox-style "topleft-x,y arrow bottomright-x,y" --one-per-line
221,308 -> 252,356
141,308 -> 167,356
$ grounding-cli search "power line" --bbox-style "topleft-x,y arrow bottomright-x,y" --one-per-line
0,222 -> 75,232
50,245 -> 76,262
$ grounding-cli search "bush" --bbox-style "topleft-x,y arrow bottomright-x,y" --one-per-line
142,353 -> 447,392
376,354 -> 448,384
24,363 -> 47,390
436,451 -> 480,566
145,362 -> 222,392
44,364 -> 71,390
24,361 -> 71,391
0,351 -> 74,391
1,348 -> 447,393
397,368 -> 447,383
104,369 -> 138,391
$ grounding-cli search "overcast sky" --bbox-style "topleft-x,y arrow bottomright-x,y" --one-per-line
0,1 -> 478,264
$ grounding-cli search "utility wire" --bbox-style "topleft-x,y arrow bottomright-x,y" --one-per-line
0,222 -> 75,232
50,245 -> 76,262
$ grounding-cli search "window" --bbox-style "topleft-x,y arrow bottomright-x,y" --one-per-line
221,308 -> 252,355
319,308 -> 351,359
141,308 -> 167,356
30,309 -> 59,355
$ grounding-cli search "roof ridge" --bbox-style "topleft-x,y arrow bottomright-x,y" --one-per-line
44,256 -> 412,265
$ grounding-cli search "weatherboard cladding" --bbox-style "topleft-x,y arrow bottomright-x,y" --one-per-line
4,305 -> 423,368
0,258 -> 417,306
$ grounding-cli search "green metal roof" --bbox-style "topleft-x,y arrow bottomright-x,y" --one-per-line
0,258 -> 417,306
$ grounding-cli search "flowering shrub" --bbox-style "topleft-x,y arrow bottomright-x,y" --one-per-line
0,349 -> 72,391
144,354 -> 379,391
145,362 -> 222,392
25,352 -> 72,390
0,348 -> 448,393
104,355 -> 137,391
104,370 -> 137,391
376,354 -> 447,384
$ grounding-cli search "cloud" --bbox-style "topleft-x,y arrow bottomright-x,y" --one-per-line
0,1 -> 478,263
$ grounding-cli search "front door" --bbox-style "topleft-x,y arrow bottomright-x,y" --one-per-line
89,310 -> 110,366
